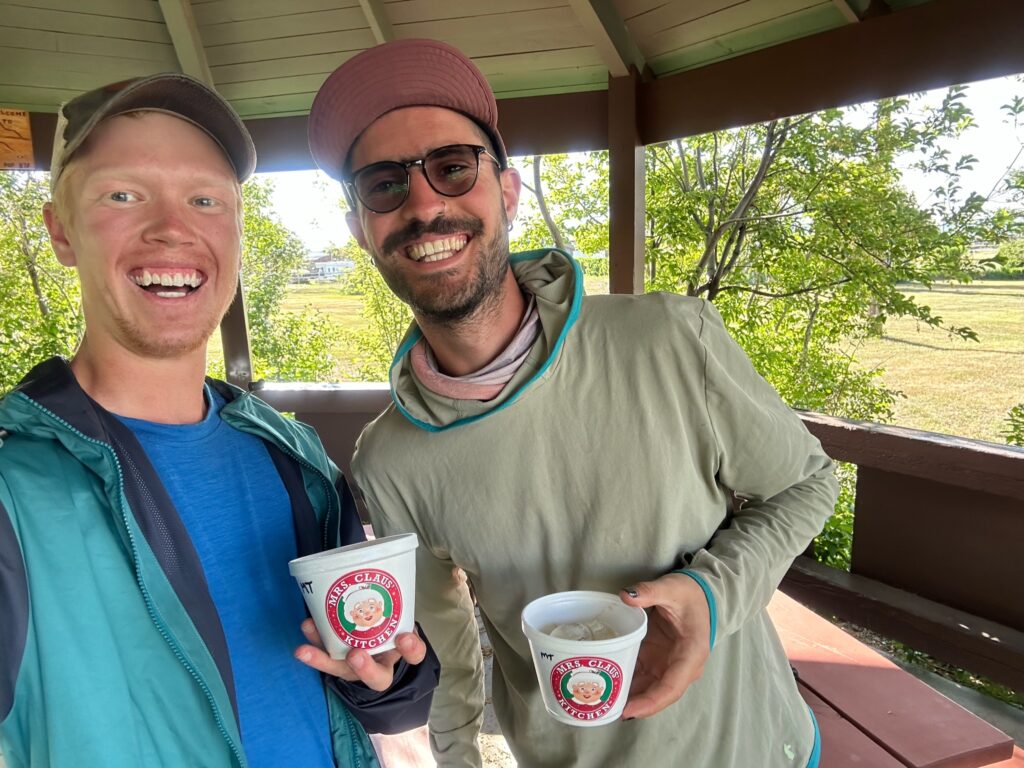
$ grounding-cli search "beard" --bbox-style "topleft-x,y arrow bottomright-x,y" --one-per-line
373,213 -> 512,325
113,313 -> 220,359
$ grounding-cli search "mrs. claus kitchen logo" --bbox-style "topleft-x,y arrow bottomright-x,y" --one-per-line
550,656 -> 623,720
326,568 -> 403,650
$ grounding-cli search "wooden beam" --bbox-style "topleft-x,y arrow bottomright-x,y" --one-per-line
641,0 -> 1024,144
566,0 -> 645,78
156,0 -> 213,85
607,70 -> 644,295
799,411 -> 1024,500
831,0 -> 861,23
357,0 -> 394,45
781,556 -> 1024,693
219,281 -> 254,389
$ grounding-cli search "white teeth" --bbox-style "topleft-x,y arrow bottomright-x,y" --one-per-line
155,291 -> 188,298
407,236 -> 468,261
131,270 -> 203,289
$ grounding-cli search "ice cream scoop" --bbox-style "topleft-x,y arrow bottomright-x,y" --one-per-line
548,618 -> 617,641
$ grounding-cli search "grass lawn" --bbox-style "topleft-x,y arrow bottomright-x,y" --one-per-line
280,284 -> 369,332
853,280 -> 1024,444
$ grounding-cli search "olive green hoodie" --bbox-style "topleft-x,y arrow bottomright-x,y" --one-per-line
353,249 -> 835,767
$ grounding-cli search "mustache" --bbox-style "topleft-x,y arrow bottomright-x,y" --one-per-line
381,216 -> 485,256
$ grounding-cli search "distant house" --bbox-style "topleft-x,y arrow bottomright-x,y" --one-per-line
293,259 -> 355,283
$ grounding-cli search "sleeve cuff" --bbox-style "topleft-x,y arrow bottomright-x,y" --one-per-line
673,569 -> 718,650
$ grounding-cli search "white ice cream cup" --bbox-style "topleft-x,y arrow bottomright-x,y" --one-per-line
521,591 -> 647,727
289,533 -> 417,659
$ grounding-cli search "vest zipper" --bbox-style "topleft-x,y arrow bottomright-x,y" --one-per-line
23,398 -> 247,768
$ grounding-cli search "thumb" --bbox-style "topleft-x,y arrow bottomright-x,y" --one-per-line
620,572 -> 692,609
619,578 -> 663,609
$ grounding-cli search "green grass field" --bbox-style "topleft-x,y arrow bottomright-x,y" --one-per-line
853,280 -> 1024,444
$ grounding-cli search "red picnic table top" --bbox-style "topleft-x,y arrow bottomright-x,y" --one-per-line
768,591 -> 1019,768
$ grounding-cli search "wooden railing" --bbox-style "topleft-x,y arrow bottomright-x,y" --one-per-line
254,383 -> 1024,692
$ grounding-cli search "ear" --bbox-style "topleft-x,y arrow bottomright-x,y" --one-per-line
346,209 -> 369,251
43,202 -> 77,267
500,166 -> 522,225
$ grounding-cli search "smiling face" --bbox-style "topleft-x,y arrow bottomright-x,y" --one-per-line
345,106 -> 521,325
44,111 -> 242,362
349,596 -> 384,628
571,679 -> 604,704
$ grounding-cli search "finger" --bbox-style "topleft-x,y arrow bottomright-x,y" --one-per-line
621,656 -> 703,720
294,643 -> 358,682
343,649 -> 400,692
395,632 -> 427,665
301,618 -> 326,651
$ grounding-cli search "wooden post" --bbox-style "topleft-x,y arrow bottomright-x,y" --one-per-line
220,280 -> 253,389
607,69 -> 645,295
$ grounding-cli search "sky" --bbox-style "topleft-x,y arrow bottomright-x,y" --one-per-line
260,73 -> 1023,255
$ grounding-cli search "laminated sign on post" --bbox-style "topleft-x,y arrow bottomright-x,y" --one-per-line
1,109 -> 33,170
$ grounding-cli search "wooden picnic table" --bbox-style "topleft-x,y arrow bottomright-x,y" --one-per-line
768,591 -> 1020,768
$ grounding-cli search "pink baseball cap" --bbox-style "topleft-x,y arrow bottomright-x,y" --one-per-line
308,38 -> 508,180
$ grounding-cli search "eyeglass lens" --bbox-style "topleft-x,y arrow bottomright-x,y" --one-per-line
353,144 -> 484,213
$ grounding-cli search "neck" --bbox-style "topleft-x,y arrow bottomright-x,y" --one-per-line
417,270 -> 527,377
70,334 -> 210,424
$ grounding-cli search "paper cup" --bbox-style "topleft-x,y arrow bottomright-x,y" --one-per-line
522,591 -> 647,727
289,533 -> 417,659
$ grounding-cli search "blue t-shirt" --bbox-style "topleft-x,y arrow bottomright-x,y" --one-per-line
117,386 -> 334,768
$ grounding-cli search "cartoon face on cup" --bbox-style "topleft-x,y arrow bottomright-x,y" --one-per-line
325,570 -> 403,651
522,591 -> 647,727
289,534 -> 418,659
553,662 -> 624,719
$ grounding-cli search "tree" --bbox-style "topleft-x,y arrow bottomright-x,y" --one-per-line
209,178 -> 344,383
335,239 -> 412,381
0,172 -> 82,392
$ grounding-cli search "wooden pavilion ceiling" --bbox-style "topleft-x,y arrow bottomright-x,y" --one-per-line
3,0 -> 892,116
2,0 -> 1024,171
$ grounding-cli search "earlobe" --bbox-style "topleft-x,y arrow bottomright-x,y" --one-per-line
43,203 -> 77,267
346,210 -> 369,251
500,167 -> 522,224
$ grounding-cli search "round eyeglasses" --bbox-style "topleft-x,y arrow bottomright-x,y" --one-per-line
346,144 -> 501,214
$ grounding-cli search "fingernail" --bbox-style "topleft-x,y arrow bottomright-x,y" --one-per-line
348,653 -> 365,670
295,649 -> 311,662
623,588 -> 638,598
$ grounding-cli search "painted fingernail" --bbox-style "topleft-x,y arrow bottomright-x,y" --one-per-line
624,588 -> 639,598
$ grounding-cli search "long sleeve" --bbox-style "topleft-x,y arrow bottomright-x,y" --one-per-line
683,300 -> 839,640
357,482 -> 485,768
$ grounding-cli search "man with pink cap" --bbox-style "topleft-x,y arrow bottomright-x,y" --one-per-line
309,39 -> 836,768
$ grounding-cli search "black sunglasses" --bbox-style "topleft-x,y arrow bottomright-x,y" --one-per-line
346,144 -> 501,214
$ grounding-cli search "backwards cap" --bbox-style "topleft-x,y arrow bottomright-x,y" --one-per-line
50,73 -> 256,192
308,38 -> 508,180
